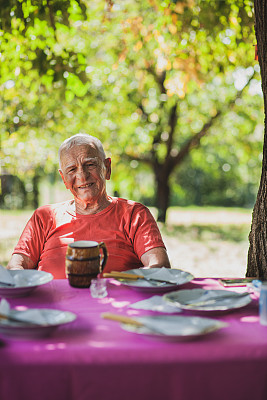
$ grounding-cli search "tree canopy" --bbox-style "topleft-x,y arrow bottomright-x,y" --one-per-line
0,0 -> 263,219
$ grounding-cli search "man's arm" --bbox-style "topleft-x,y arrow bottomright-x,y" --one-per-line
140,247 -> 171,269
7,253 -> 36,271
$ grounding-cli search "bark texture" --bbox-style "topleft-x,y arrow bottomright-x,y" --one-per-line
246,0 -> 267,278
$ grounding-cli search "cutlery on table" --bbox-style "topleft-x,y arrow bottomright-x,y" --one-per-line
182,292 -> 250,307
101,312 -> 144,327
0,281 -> 16,287
101,312 -> 164,334
103,271 -> 176,285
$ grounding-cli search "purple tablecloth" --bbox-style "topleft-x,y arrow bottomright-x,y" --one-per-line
0,278 -> 265,400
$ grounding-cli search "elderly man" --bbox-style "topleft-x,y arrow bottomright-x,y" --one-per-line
7,133 -> 170,278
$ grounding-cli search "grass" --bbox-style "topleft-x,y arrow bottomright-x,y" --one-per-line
161,223 -> 250,243
166,205 -> 253,214
0,209 -> 34,266
159,205 -> 252,242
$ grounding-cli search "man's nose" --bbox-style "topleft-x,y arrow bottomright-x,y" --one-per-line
76,166 -> 90,180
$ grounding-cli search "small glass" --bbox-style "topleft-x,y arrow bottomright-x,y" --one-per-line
259,283 -> 267,325
90,278 -> 108,298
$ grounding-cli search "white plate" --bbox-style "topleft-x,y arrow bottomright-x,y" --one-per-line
0,309 -> 76,339
121,315 -> 227,341
0,270 -> 53,298
118,268 -> 194,292
163,288 -> 252,312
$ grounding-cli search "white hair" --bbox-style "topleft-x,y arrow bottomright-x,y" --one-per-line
58,133 -> 106,169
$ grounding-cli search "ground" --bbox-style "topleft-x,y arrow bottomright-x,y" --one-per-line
0,207 -> 252,278
160,208 -> 251,278
163,231 -> 249,278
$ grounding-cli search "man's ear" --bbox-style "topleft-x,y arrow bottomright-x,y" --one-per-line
59,169 -> 68,189
104,158 -> 111,180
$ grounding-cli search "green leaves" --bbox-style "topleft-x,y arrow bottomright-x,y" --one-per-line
0,0 -> 263,211
65,73 -> 88,97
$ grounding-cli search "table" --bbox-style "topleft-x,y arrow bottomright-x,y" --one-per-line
0,278 -> 266,400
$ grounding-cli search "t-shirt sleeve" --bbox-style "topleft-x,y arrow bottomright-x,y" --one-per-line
128,204 -> 166,258
13,208 -> 52,265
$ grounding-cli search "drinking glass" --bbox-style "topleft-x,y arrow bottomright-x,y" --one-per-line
90,278 -> 108,298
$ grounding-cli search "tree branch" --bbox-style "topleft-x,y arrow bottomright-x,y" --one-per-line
47,0 -> 56,32
170,70 -> 256,168
147,66 -> 166,94
120,153 -> 153,165
166,102 -> 178,155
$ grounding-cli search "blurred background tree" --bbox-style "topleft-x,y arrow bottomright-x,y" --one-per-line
0,0 -> 263,221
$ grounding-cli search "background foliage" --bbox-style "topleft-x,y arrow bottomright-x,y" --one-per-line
0,0 -> 264,217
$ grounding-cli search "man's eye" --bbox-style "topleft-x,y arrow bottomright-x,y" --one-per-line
87,163 -> 97,168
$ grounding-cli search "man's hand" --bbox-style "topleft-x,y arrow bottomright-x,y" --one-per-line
7,253 -> 35,270
140,247 -> 171,269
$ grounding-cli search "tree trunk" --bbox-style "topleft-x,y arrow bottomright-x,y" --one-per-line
154,164 -> 170,223
156,178 -> 170,223
246,0 -> 267,278
32,172 -> 40,209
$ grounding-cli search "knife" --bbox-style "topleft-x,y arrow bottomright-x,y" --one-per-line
103,271 -> 177,284
101,312 -> 144,326
101,312 -> 165,334
0,281 -> 16,287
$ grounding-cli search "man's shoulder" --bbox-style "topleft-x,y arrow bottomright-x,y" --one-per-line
34,201 -> 72,217
113,198 -> 153,221
115,197 -> 147,211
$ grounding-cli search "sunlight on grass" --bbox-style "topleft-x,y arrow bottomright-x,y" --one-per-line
161,224 -> 250,243
0,209 -> 33,266
167,205 -> 252,214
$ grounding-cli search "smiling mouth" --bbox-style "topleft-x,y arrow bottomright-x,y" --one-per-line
78,183 -> 94,189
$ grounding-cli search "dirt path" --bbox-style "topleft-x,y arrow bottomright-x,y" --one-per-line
0,211 -> 33,240
166,208 -> 252,225
163,235 -> 248,278
162,208 -> 251,278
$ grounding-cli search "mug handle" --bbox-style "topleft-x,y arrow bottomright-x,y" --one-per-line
99,242 -> 108,272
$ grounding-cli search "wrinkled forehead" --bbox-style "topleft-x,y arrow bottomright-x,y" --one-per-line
60,143 -> 104,166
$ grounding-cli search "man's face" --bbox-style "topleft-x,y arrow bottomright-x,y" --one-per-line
59,144 -> 111,205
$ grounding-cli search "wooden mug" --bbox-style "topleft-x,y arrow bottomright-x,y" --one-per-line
65,240 -> 108,288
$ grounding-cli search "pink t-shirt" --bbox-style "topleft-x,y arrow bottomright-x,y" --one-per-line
13,197 -> 166,278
